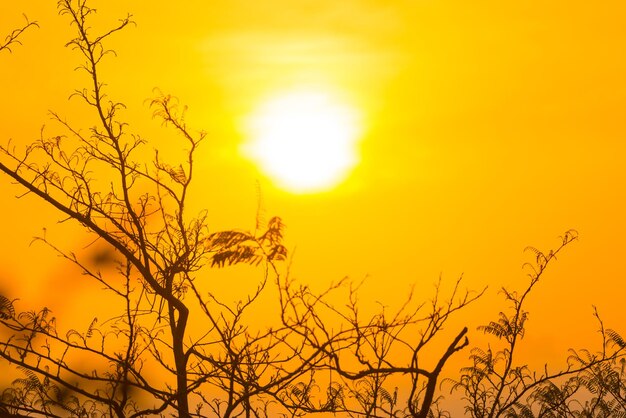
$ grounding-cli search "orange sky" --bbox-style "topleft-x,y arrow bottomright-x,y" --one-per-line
1,0 -> 626,392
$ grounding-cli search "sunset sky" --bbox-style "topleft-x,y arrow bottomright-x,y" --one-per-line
1,0 -> 625,387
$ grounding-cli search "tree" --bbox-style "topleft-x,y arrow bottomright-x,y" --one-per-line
449,230 -> 626,417
0,2 -> 484,417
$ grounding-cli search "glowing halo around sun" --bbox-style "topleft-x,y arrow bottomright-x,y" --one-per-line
242,89 -> 362,194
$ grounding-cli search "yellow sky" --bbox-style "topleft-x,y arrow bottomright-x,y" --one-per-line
1,0 -> 626,380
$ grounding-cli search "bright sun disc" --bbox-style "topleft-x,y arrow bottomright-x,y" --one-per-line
243,90 -> 362,193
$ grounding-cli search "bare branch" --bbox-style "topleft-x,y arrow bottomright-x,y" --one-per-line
0,15 -> 38,54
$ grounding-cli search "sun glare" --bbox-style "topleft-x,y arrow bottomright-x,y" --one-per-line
243,89 -> 362,194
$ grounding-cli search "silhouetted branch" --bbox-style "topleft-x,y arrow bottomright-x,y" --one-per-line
3,2 -> 623,418
0,15 -> 38,55
449,231 -> 626,418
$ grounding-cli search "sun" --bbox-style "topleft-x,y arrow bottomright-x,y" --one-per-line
242,89 -> 362,194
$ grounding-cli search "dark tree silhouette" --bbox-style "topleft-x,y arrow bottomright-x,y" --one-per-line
2,2 -> 625,418
449,230 -> 626,417
0,2 -> 485,417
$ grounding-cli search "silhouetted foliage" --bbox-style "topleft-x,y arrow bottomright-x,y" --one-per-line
2,2 -> 625,418
449,230 -> 626,417
0,2 -> 485,417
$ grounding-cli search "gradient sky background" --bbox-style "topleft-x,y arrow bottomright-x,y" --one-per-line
1,0 -> 626,396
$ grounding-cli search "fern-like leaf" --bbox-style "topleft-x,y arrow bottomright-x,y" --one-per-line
0,294 -> 15,319
379,387 -> 395,407
607,329 -> 626,349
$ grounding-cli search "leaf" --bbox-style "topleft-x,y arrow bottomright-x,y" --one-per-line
207,230 -> 253,250
166,164 -> 187,184
86,317 -> 98,338
211,246 -> 261,268
0,294 -> 15,319
379,387 -> 395,406
607,329 -> 626,349
14,367 -> 40,391
322,382 -> 345,411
